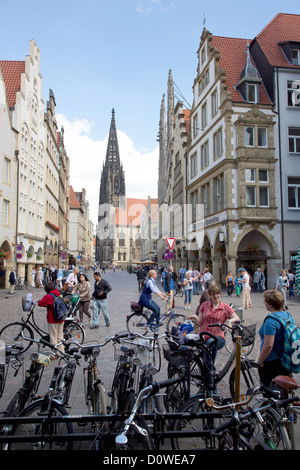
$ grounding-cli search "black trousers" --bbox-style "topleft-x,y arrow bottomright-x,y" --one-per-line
258,358 -> 292,388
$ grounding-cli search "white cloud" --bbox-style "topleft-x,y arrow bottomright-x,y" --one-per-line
56,114 -> 159,228
135,0 -> 175,15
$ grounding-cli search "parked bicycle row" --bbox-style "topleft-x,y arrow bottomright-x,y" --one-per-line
0,293 -> 299,451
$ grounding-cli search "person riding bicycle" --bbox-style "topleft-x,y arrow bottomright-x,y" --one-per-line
136,268 -> 146,290
138,270 -> 168,327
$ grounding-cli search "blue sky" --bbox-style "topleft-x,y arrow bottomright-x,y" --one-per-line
1,0 -> 298,224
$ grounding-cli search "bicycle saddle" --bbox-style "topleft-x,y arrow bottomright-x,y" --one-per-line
130,302 -> 143,312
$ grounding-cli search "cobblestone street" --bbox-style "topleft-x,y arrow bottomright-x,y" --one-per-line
1,269 -> 300,451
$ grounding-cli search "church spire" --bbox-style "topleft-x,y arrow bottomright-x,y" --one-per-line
99,108 -> 126,207
105,108 -> 121,168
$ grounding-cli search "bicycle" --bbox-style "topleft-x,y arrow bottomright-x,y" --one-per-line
108,332 -> 157,414
270,375 -> 300,450
0,298 -> 85,353
126,301 -> 186,334
163,322 -> 260,412
113,376 -> 182,450
7,336 -> 81,450
224,319 -> 256,356
0,344 -> 23,400
171,384 -> 295,450
174,280 -> 184,297
0,346 -> 50,449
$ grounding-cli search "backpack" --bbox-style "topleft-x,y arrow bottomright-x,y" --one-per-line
49,293 -> 69,321
266,312 -> 300,373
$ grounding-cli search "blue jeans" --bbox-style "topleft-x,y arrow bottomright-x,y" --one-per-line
193,282 -> 199,295
93,299 -> 110,326
184,289 -> 192,304
147,300 -> 160,325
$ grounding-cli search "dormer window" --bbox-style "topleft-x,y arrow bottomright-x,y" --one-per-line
236,44 -> 261,104
248,83 -> 257,103
279,41 -> 300,66
292,49 -> 300,65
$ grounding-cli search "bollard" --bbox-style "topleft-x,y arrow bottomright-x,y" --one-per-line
234,336 -> 242,405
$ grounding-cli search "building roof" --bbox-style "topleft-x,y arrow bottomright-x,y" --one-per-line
115,197 -> 158,227
211,36 -> 272,105
0,61 -> 25,108
69,186 -> 81,209
254,13 -> 300,67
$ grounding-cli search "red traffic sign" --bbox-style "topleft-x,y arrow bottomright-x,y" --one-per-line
167,252 -> 174,260
166,238 -> 176,250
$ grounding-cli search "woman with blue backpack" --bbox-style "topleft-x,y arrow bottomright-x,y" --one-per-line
258,289 -> 299,387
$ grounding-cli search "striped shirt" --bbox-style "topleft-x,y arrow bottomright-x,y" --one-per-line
199,300 -> 234,340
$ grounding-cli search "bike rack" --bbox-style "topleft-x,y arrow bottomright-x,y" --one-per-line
0,410 -> 222,447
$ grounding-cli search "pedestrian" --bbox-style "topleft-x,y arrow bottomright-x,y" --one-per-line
275,269 -> 289,310
187,284 -> 239,384
257,289 -> 294,387
31,267 -> 37,287
138,270 -> 168,327
66,267 -> 79,294
91,271 -> 112,328
178,265 -> 186,281
203,268 -> 213,289
37,267 -> 44,287
240,267 -> 252,309
163,266 -> 175,311
254,268 -> 263,293
192,267 -> 200,295
287,269 -> 295,297
234,273 -> 242,297
183,271 -> 198,310
72,272 -> 92,324
225,271 -> 234,297
8,267 -> 16,294
56,267 -> 64,289
38,281 -> 65,359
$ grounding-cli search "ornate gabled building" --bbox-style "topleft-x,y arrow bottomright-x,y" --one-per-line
184,27 -> 281,287
157,70 -> 191,271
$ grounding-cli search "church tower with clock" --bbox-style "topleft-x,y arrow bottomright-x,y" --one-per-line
96,109 -> 126,264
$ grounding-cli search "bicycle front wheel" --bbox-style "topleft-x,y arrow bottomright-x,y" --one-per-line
126,313 -> 149,334
171,396 -> 219,450
92,381 -> 107,416
0,322 -> 34,353
229,360 -> 260,401
166,313 -> 186,333
63,320 -> 85,344
9,399 -> 73,450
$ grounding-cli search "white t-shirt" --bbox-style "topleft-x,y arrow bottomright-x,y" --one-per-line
242,273 -> 250,287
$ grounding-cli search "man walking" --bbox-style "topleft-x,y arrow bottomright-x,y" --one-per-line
91,271 -> 112,328
9,267 -> 16,294
164,266 -> 175,311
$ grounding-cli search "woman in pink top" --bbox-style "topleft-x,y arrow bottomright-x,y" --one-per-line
188,284 -> 239,366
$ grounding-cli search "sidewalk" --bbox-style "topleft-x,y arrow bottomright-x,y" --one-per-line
0,274 -> 300,450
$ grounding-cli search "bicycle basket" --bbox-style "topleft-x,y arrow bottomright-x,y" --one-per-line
132,337 -> 153,367
162,344 -> 191,369
113,343 -> 133,364
237,324 -> 256,346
